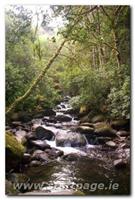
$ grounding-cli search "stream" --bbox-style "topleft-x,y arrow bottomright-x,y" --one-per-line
7,97 -> 130,195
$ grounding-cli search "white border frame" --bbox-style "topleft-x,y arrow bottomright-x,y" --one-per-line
0,0 -> 134,199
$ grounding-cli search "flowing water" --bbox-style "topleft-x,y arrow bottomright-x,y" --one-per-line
22,97 -> 130,195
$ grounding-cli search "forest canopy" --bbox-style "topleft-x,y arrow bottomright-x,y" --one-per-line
6,5 -> 130,119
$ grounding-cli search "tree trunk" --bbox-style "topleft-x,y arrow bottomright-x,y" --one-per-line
6,40 -> 66,115
112,29 -> 121,68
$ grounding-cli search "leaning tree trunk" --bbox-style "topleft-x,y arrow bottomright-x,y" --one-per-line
6,40 -> 66,116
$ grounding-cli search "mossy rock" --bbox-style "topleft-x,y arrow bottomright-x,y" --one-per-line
91,115 -> 105,123
94,123 -> 116,137
80,114 -> 91,123
6,132 -> 25,172
111,119 -> 130,131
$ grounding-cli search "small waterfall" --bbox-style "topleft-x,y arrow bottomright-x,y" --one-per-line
83,134 -> 95,148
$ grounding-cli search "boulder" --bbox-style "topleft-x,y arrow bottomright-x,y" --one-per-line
77,126 -> 94,134
56,131 -> 86,147
63,153 -> 81,161
117,131 -> 130,137
29,160 -> 42,167
64,96 -> 71,101
95,127 -> 116,137
45,148 -> 64,159
60,103 -> 66,108
80,114 -> 91,123
97,137 -> 112,145
14,130 -> 27,144
111,119 -> 130,131
35,126 -> 54,140
11,121 -> 23,128
29,140 -> 51,150
79,122 -> 94,128
55,114 -> 72,122
56,105 -> 62,109
42,108 -> 56,116
64,108 -> 78,115
105,141 -> 117,148
6,132 -> 25,172
114,159 -> 127,169
94,122 -> 117,137
32,150 -> 44,159
91,115 -> 105,123
26,132 -> 37,141
32,151 -> 50,163
22,153 -> 31,164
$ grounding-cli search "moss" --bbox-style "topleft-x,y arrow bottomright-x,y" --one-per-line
91,115 -> 105,123
94,122 -> 110,130
6,132 -> 25,158
94,122 -> 116,137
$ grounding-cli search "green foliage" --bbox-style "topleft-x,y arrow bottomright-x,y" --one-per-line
6,6 -> 62,113
6,5 -> 130,120
107,76 -> 130,119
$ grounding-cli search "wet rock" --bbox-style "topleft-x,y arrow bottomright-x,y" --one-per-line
97,137 -> 112,145
80,114 -> 91,123
6,125 -> 11,131
64,108 -> 78,115
6,132 -> 25,172
55,114 -> 72,122
33,113 -> 44,119
11,121 -> 23,128
14,130 -> 26,144
26,132 -> 37,141
91,115 -> 105,123
45,148 -> 64,159
111,119 -> 130,131
79,122 -> 94,128
56,105 -> 62,109
117,130 -> 130,137
114,159 -> 127,169
29,160 -> 42,167
77,126 -> 94,134
60,103 -> 66,108
64,96 -> 71,101
56,132 -> 86,147
105,141 -> 117,148
35,126 -> 54,140
42,108 -> 56,116
29,140 -> 51,150
32,151 -> 50,163
22,153 -> 31,164
63,153 -> 81,161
